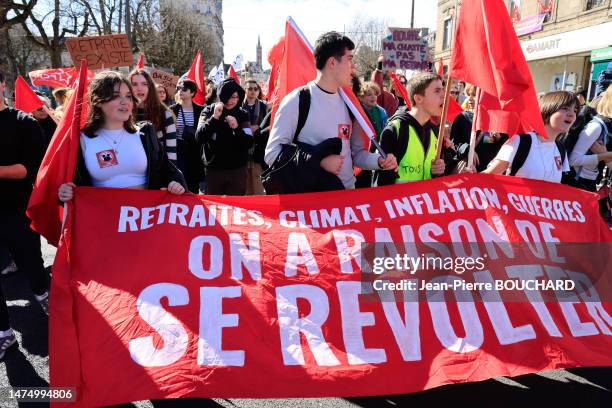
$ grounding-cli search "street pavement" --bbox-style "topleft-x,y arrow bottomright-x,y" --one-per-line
0,240 -> 609,407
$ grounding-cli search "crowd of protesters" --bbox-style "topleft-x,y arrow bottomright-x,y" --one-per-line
1,30 -> 612,360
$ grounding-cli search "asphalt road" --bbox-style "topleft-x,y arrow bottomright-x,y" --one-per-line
0,240 -> 609,408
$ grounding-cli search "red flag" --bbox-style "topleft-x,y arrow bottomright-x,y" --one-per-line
447,93 -> 464,122
266,36 -> 285,104
437,58 -> 445,77
270,18 -> 317,127
27,60 -> 89,246
29,67 -> 93,89
271,17 -> 374,153
388,71 -> 411,109
228,65 -> 240,84
136,53 -> 145,69
14,76 -> 44,113
450,0 -> 546,138
186,51 -> 206,105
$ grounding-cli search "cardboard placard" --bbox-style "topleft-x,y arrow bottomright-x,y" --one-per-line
149,69 -> 179,97
65,34 -> 133,70
382,28 -> 429,72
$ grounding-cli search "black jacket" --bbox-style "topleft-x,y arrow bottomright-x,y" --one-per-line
0,107 -> 45,212
195,104 -> 253,170
595,63 -> 612,97
170,102 -> 206,191
253,110 -> 271,166
75,123 -> 186,190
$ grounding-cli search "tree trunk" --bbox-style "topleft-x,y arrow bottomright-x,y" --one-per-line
0,27 -> 16,98
50,47 -> 63,68
125,0 -> 131,47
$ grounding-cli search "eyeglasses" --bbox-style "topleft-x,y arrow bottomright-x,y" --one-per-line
176,85 -> 189,91
450,91 -> 459,95
247,87 -> 259,91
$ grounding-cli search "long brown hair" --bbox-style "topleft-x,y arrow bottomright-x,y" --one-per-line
83,71 -> 138,138
128,68 -> 171,130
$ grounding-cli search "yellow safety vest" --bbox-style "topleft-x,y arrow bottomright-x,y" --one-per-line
394,120 -> 437,183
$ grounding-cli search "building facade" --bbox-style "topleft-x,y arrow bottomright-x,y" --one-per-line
434,0 -> 612,97
161,0 -> 224,65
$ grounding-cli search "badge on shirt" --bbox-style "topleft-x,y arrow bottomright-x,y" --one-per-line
338,123 -> 351,140
96,149 -> 119,168
554,156 -> 562,170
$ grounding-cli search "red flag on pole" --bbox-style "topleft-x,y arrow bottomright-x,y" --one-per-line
186,51 -> 206,105
27,60 -> 89,246
446,93 -> 464,122
228,65 -> 240,84
136,53 -> 145,69
14,76 -> 44,113
266,36 -> 285,104
437,58 -> 445,77
270,18 -> 317,127
450,0 -> 546,137
388,71 -> 411,109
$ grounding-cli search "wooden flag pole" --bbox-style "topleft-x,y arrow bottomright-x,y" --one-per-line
435,75 -> 454,159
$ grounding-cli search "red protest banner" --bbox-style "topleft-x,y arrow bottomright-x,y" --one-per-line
29,67 -> 94,89
50,174 -> 612,407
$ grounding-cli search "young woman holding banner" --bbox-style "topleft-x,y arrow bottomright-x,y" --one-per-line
128,69 -> 178,165
57,71 -> 186,202
482,91 -> 577,183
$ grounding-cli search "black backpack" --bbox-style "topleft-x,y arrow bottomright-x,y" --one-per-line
509,134 -> 567,177
260,86 -> 354,194
557,105 -> 598,159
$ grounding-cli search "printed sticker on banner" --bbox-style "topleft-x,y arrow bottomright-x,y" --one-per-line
96,149 -> 119,168
338,123 -> 351,140
554,156 -> 562,170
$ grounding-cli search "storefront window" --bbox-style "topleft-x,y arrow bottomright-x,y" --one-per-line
586,0 -> 604,10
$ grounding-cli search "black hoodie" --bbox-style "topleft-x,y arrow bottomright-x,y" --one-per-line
195,78 -> 253,169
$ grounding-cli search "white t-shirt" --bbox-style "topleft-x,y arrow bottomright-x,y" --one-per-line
569,119 -> 607,181
80,128 -> 147,188
494,132 -> 569,183
265,81 -> 380,189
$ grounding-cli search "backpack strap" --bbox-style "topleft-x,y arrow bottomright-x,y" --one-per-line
293,86 -> 311,143
509,134 -> 532,176
555,140 -> 566,165
592,116 -> 609,147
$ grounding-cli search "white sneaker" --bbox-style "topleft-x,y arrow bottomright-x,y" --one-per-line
0,261 -> 17,276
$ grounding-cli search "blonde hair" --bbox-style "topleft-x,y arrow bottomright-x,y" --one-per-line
361,81 -> 380,97
596,87 -> 612,118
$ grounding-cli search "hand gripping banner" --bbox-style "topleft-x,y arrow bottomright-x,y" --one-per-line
50,174 -> 612,406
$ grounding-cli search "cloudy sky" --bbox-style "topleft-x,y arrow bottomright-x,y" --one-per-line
222,0 -> 437,69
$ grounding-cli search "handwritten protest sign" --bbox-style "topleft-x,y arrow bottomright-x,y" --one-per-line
150,69 -> 179,96
382,28 -> 429,72
65,34 -> 133,70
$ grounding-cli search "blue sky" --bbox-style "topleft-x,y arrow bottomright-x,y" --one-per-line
222,0 -> 437,69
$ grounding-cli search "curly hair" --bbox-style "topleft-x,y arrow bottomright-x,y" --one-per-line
83,71 -> 138,138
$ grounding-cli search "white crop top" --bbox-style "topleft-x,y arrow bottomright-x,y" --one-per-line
80,128 -> 148,188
